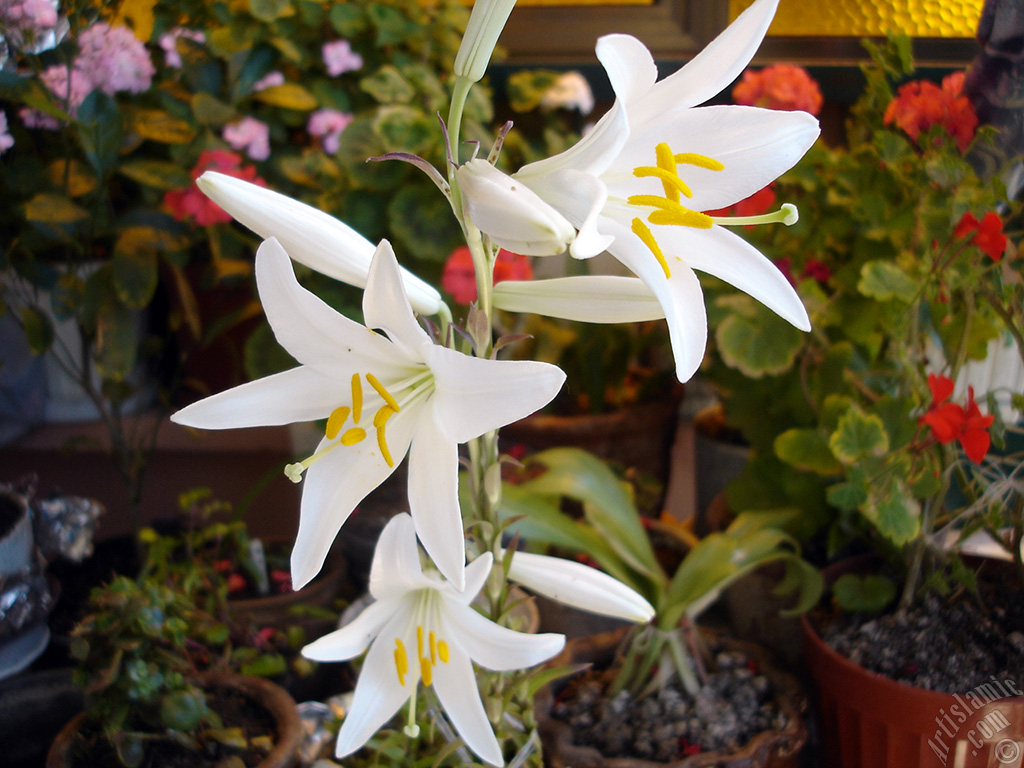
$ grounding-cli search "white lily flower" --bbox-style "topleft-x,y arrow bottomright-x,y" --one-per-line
196,171 -> 444,316
171,237 -> 565,590
456,159 -> 578,256
504,549 -> 655,622
504,0 -> 818,382
303,514 -> 565,766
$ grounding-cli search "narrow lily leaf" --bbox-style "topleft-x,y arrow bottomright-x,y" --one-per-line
493,276 -> 665,323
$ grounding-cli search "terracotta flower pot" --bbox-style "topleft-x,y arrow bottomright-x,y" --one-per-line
801,557 -> 1024,768
46,672 -> 305,768
536,626 -> 808,768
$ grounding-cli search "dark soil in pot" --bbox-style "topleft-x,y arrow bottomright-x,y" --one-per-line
814,559 -> 1024,693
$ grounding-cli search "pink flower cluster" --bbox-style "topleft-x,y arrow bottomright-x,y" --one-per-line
252,71 -> 285,91
322,39 -> 363,76
307,108 -> 353,154
164,150 -> 266,226
223,116 -> 271,161
883,72 -> 978,154
0,0 -> 60,51
733,64 -> 823,116
20,22 -> 154,129
159,27 -> 206,69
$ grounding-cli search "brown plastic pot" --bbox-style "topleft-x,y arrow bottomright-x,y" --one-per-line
46,672 -> 305,768
802,557 -> 1024,768
536,626 -> 808,768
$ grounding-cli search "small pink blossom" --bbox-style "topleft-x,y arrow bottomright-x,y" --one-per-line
76,22 -> 154,95
0,112 -> 14,153
0,0 -> 62,52
222,116 -> 271,161
20,63 -> 93,128
307,108 -> 353,154
322,39 -> 362,76
159,27 -> 206,68
252,70 -> 285,91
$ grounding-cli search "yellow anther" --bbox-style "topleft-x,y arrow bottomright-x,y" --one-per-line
633,166 -> 692,199
325,406 -> 351,440
631,219 -> 672,280
373,405 -> 395,428
394,638 -> 408,686
437,640 -> 450,664
421,656 -> 433,686
341,427 -> 366,446
429,631 -> 437,664
674,152 -> 724,171
649,208 -> 714,229
351,374 -> 363,423
655,143 -> 679,201
366,373 -> 401,412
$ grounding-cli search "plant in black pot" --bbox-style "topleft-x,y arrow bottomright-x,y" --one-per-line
500,447 -> 823,767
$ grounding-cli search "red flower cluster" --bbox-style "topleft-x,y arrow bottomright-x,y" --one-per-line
164,149 -> 266,226
441,245 -> 533,305
920,374 -> 994,463
732,64 -> 823,116
954,211 -> 1007,262
883,72 -> 978,153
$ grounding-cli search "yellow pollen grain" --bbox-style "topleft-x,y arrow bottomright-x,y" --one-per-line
655,142 -> 679,202
437,640 -> 449,663
674,152 -> 724,171
350,374 -> 363,423
633,166 -> 692,199
394,638 -> 408,686
341,427 -> 366,446
429,631 -> 437,664
366,372 -> 401,412
649,209 -> 713,229
631,218 -> 671,280
421,656 -> 433,686
325,406 -> 350,440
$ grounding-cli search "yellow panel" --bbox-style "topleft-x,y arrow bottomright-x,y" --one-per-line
729,0 -> 984,38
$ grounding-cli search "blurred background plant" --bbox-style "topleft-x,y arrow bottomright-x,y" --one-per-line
699,36 -> 1024,608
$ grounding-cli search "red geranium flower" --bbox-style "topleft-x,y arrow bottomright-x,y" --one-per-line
164,149 -> 266,226
732,64 -> 823,116
883,74 -> 978,153
959,387 -> 994,464
954,211 -> 1006,262
920,374 -> 993,463
441,246 -> 533,305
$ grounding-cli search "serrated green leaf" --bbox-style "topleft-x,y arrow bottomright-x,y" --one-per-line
371,105 -> 434,155
714,300 -> 804,378
774,428 -> 843,475
826,479 -> 868,511
833,573 -> 895,613
360,65 -> 415,104
829,407 -> 889,464
387,185 -> 462,263
858,260 -> 917,303
863,475 -> 920,544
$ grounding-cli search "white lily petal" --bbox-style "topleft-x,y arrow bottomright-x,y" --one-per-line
505,550 -> 655,621
493,276 -> 665,323
301,598 -> 397,661
370,513 -> 431,600
448,554 -> 494,606
407,417 -> 466,591
333,611 -> 418,759
426,345 -> 566,444
197,172 -> 443,315
431,637 -> 504,767
171,366 -> 340,429
291,410 -> 418,589
362,240 -> 433,360
515,167 -> 614,259
457,160 -> 575,256
653,224 -> 810,332
446,600 -> 564,672
635,0 -> 778,113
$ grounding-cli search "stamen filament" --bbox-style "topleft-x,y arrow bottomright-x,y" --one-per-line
366,372 -> 401,412
284,440 -> 342,483
429,630 -> 437,664
351,374 -> 363,422
631,218 -> 672,279
709,203 -> 798,227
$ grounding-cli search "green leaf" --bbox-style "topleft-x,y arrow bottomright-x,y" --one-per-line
387,185 -> 463,263
131,109 -> 197,144
829,407 -> 889,464
826,479 -> 868,511
774,429 -> 843,475
191,92 -> 237,126
238,652 -> 288,678
160,689 -> 207,731
94,300 -> 138,382
113,233 -> 159,309
367,3 -> 418,46
371,105 -> 434,155
863,475 -> 920,545
254,83 -> 317,111
359,65 -> 415,104
328,3 -> 365,36
249,0 -> 290,22
858,260 -> 918,303
832,573 -> 896,613
118,160 -> 192,190
76,91 -> 122,177
19,306 -> 54,354
714,297 -> 804,378
24,193 -> 89,224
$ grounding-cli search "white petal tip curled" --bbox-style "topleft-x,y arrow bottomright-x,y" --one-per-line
781,203 -> 798,226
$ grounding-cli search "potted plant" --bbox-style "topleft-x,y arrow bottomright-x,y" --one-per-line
498,447 -> 822,766
698,38 -> 1024,767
